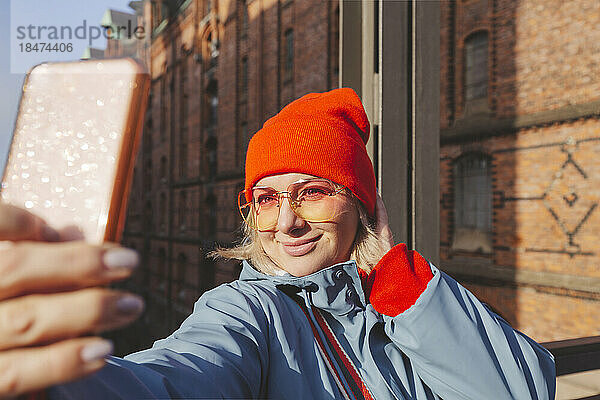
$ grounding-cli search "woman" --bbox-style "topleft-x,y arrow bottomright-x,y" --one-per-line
0,88 -> 554,399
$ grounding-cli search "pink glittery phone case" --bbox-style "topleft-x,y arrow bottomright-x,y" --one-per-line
1,58 -> 149,243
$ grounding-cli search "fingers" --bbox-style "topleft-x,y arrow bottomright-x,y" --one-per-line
375,193 -> 394,252
0,337 -> 113,397
0,204 -> 141,397
0,203 -> 59,242
375,194 -> 389,226
0,288 -> 144,351
0,242 -> 139,300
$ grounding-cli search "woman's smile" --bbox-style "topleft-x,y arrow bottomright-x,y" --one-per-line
279,234 -> 322,256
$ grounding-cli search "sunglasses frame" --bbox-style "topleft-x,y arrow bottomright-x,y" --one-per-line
237,179 -> 346,231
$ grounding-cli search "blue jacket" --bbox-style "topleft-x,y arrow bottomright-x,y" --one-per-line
50,258 -> 556,399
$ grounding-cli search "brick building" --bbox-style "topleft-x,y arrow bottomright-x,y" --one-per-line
438,0 -> 600,342
105,0 -> 599,353
112,0 -> 340,350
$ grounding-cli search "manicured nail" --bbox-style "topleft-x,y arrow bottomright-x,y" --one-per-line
103,248 -> 139,270
41,225 -> 60,242
81,340 -> 114,363
116,295 -> 145,315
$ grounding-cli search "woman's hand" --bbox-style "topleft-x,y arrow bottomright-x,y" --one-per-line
0,203 -> 144,397
374,193 -> 394,253
368,194 -> 434,317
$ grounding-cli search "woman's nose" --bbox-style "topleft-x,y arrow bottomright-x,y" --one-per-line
276,196 -> 305,233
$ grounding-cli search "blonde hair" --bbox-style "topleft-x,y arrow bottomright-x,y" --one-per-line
209,191 -> 388,275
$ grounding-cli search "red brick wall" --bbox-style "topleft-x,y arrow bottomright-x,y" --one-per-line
464,283 -> 600,342
440,0 -> 600,341
512,0 -> 600,114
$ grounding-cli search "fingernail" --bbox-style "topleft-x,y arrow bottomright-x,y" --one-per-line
103,248 -> 139,270
81,340 -> 114,362
41,225 -> 60,242
116,295 -> 145,315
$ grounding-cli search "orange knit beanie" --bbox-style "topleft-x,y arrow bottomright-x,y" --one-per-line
245,87 -> 377,216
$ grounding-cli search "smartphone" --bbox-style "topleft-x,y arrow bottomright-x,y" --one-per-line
0,58 -> 149,243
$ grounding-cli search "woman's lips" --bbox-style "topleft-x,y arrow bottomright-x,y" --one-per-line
280,235 -> 321,256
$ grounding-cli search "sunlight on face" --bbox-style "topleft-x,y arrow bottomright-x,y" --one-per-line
255,173 -> 359,277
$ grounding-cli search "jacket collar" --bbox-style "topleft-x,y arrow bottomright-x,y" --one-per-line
239,260 -> 367,317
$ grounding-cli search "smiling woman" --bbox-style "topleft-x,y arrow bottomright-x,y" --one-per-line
0,88 -> 555,399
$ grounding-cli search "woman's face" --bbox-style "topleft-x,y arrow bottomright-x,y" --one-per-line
255,173 -> 359,277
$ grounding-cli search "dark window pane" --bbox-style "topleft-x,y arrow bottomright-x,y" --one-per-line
454,154 -> 491,232
465,32 -> 488,101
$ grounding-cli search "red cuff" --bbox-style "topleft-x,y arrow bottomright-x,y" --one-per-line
359,243 -> 433,317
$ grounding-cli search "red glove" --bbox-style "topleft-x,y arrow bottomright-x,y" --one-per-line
358,243 -> 433,317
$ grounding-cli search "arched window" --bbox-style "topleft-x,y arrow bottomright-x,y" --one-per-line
205,32 -> 219,69
453,153 -> 492,253
464,31 -> 488,102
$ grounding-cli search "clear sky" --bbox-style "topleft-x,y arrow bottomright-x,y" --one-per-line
0,0 -> 136,174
